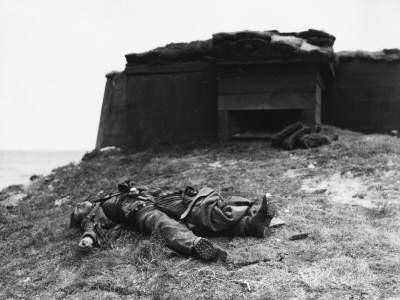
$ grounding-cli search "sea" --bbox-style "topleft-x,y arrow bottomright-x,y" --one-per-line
0,150 -> 87,190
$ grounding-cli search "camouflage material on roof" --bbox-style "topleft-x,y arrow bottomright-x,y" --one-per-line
125,29 -> 336,65
336,49 -> 400,62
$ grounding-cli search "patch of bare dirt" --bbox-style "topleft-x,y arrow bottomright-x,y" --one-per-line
298,170 -> 400,209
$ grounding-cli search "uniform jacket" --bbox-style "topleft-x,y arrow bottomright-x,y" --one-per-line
156,186 -> 254,233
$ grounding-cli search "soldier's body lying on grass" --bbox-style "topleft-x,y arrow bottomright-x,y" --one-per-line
69,181 -> 278,261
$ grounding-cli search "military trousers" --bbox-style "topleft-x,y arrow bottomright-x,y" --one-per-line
132,204 -> 197,256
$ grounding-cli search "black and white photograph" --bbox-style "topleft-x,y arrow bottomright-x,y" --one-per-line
1,0 -> 400,299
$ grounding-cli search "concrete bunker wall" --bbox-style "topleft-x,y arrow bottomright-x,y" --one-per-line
122,63 -> 218,146
96,29 -> 338,148
96,59 -> 400,148
96,61 -> 331,148
96,72 -> 128,148
326,60 -> 400,133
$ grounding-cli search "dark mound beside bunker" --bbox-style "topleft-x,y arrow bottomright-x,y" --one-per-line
271,122 -> 335,150
125,29 -> 336,65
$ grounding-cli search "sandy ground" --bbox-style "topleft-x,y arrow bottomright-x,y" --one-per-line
285,165 -> 400,209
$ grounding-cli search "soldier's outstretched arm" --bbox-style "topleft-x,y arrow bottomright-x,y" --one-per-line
78,215 -> 98,253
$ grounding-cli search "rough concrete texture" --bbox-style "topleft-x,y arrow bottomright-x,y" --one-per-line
124,64 -> 218,146
326,59 -> 400,133
96,72 -> 129,148
96,63 -> 219,148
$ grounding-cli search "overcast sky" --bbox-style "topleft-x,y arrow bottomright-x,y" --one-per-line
1,0 -> 400,151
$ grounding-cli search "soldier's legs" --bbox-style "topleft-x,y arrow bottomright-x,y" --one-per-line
134,205 -> 227,260
135,205 -> 196,256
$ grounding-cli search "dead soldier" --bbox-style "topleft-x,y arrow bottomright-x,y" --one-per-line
69,180 -> 278,261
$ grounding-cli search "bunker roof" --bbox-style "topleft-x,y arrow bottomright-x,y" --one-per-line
336,49 -> 400,62
125,29 -> 336,66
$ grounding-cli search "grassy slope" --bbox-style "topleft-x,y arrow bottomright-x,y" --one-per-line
1,127 -> 400,300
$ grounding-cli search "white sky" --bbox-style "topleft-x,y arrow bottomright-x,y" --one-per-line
1,0 -> 400,151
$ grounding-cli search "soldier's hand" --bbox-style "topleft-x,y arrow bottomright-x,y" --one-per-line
78,236 -> 94,254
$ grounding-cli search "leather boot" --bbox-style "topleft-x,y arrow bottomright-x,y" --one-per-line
245,194 -> 278,238
193,238 -> 228,261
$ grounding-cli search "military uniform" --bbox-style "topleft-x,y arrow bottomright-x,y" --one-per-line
78,182 -> 275,259
80,190 -> 199,257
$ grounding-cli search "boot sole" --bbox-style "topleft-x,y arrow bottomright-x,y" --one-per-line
194,238 -> 227,261
262,195 -> 278,218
